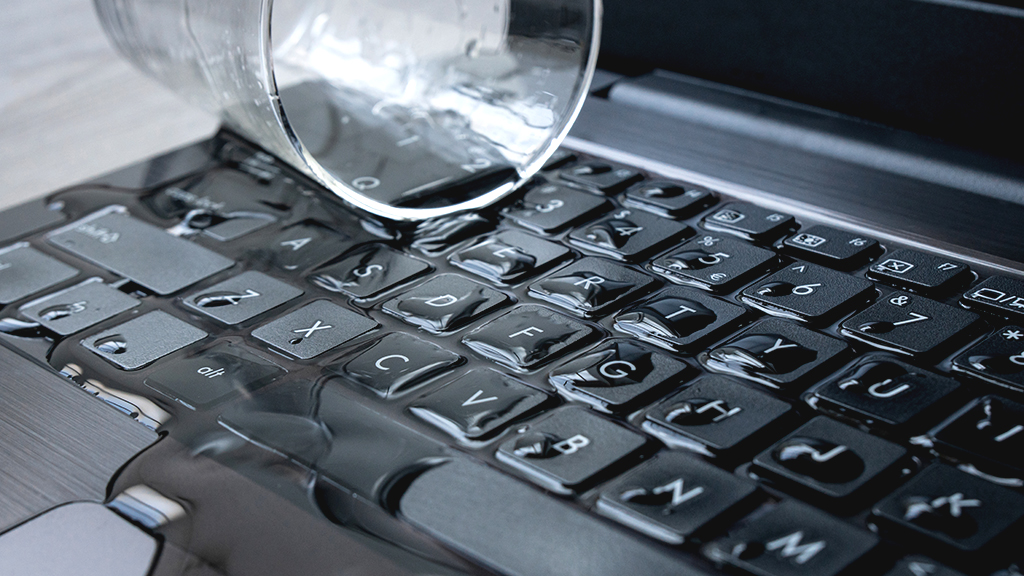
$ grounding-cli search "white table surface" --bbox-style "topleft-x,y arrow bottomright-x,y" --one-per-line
0,0 -> 219,210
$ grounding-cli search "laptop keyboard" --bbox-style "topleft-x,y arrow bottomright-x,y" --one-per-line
2,134 -> 1024,576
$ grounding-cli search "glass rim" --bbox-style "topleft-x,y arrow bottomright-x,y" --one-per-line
262,0 -> 604,222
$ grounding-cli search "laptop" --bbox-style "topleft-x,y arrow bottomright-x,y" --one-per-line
2,1 -> 1024,575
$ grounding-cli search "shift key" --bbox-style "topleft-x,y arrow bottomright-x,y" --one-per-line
48,209 -> 233,295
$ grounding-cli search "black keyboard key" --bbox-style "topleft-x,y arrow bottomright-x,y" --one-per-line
183,271 -> 303,325
462,304 -> 595,371
83,310 -> 207,370
144,342 -> 284,409
505,183 -> 611,233
701,318 -> 849,392
596,451 -> 759,544
331,333 -> 463,397
251,300 -> 378,360
652,235 -> 779,294
702,202 -> 796,242
382,274 -> 509,334
409,369 -> 551,441
623,180 -> 716,219
782,226 -> 879,269
569,208 -> 693,262
928,395 -> 1024,474
495,406 -> 647,494
742,262 -> 876,324
884,557 -> 967,576
201,215 -> 274,242
953,326 -> 1024,390
410,213 -> 492,256
644,375 -> 793,456
311,244 -> 431,299
19,280 -> 139,336
704,500 -> 878,576
560,161 -> 642,193
450,230 -> 569,284
809,354 -> 961,429
873,464 -> 1024,555
0,244 -> 79,305
264,221 -> 352,271
400,457 -> 714,576
841,291 -> 980,357
752,416 -> 906,506
47,209 -> 233,296
868,249 -> 972,296
548,340 -> 693,412
963,276 -> 1024,322
614,287 -> 746,353
541,148 -> 576,171
528,258 -> 657,317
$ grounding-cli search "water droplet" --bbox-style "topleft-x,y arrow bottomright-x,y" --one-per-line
96,335 -> 128,355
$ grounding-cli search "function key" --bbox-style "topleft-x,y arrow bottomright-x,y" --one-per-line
653,235 -> 779,294
410,213 -> 492,256
872,464 -> 1024,556
623,180 -> 716,219
884,557 -> 966,576
0,244 -> 79,305
528,257 -> 658,317
742,262 -> 876,324
702,202 -> 796,243
644,375 -> 793,456
614,287 -> 746,353
83,311 -> 207,370
701,318 -> 849,392
330,333 -> 462,397
751,416 -> 906,506
548,340 -> 693,412
183,271 -> 303,325
782,226 -> 879,269
568,208 -> 693,262
927,395 -> 1024,475
841,291 -> 980,357
962,276 -> 1024,322
596,451 -> 759,544
382,274 -> 508,334
310,244 -> 431,299
251,300 -> 378,360
19,280 -> 139,336
462,304 -> 595,371
264,221 -> 352,272
953,326 -> 1024,390
809,354 -> 960,429
495,406 -> 647,494
868,249 -> 972,296
409,369 -> 551,441
704,500 -> 878,576
144,342 -> 284,409
47,210 -> 233,296
504,183 -> 611,234
450,230 -> 569,285
559,161 -> 642,194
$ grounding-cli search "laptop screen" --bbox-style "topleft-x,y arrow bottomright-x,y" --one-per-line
599,0 -> 1024,161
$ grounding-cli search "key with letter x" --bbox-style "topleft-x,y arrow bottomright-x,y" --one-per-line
252,300 -> 378,359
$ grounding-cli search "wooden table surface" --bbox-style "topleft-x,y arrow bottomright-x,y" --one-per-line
0,0 -> 219,210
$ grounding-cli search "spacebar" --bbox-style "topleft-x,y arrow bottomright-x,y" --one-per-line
400,457 -> 712,576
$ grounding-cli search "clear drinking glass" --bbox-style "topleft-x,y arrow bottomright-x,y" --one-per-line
93,0 -> 601,221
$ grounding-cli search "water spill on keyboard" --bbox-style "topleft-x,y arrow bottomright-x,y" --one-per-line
3,131 -> 1024,576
